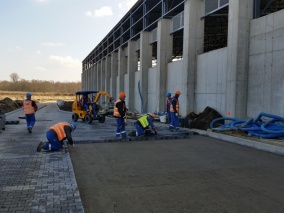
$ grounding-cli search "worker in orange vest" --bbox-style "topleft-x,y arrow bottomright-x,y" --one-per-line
22,93 -> 38,133
169,90 -> 181,131
113,92 -> 128,139
37,122 -> 76,152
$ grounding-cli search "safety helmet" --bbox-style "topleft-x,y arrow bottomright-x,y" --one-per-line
175,90 -> 181,95
70,122 -> 76,131
166,92 -> 171,97
26,93 -> 32,97
119,92 -> 126,98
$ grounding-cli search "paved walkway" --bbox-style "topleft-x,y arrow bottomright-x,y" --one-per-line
1,102 -> 284,212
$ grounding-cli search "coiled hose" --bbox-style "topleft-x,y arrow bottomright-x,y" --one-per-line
210,112 -> 284,139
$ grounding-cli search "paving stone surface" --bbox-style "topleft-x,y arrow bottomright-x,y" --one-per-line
0,102 -> 192,213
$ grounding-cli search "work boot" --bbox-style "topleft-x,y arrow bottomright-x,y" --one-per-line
175,128 -> 180,131
37,142 -> 44,152
28,127 -> 32,133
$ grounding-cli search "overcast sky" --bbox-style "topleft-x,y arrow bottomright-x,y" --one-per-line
0,0 -> 138,82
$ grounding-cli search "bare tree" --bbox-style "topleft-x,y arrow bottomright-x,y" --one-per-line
10,73 -> 20,83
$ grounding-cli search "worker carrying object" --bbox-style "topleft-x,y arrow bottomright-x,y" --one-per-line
169,90 -> 181,131
113,92 -> 128,139
37,122 -> 76,152
134,114 -> 157,136
22,92 -> 38,133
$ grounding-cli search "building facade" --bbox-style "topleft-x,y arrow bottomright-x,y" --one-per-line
82,0 -> 284,119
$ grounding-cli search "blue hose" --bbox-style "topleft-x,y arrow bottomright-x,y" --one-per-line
210,112 -> 284,139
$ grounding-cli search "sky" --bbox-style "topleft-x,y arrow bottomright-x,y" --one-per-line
0,0 -> 138,82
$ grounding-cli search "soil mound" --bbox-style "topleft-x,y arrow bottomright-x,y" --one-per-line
0,97 -> 22,113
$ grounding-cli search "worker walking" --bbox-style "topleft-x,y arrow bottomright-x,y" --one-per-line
134,114 -> 157,136
166,92 -> 172,123
113,92 -> 128,139
22,93 -> 38,133
37,122 -> 76,152
169,90 -> 181,131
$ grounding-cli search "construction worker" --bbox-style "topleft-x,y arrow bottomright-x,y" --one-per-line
22,93 -> 38,133
169,90 -> 181,131
166,92 -> 172,123
37,122 -> 76,152
113,92 -> 128,139
134,114 -> 157,136
80,94 -> 91,111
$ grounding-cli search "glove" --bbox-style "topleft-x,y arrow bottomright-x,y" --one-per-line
175,113 -> 178,116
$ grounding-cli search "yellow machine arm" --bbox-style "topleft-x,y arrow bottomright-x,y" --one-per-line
93,91 -> 113,103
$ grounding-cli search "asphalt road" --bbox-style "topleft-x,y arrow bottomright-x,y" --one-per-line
70,135 -> 284,213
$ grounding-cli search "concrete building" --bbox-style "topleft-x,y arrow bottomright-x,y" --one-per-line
82,0 -> 284,119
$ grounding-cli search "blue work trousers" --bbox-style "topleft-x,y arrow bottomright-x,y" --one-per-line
169,112 -> 180,129
44,130 -> 63,151
25,113 -> 35,128
115,118 -> 127,138
134,122 -> 145,136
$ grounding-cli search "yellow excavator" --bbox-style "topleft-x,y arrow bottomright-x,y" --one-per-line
71,90 -> 113,124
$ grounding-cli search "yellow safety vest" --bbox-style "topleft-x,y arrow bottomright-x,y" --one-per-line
138,115 -> 149,128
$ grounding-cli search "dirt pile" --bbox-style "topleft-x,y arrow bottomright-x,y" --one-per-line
0,97 -> 22,113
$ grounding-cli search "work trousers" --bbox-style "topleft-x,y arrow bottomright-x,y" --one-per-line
115,118 -> 127,138
25,113 -> 35,128
169,112 -> 180,129
44,130 -> 63,151
134,122 -> 146,136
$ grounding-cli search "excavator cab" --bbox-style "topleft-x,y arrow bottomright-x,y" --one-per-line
71,90 -> 113,124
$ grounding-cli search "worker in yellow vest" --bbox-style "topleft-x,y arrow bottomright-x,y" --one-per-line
169,90 -> 181,131
134,114 -> 157,136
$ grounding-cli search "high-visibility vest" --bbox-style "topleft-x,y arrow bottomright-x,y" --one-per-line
170,98 -> 179,113
50,122 -> 69,141
138,115 -> 149,128
23,100 -> 35,114
113,99 -> 125,117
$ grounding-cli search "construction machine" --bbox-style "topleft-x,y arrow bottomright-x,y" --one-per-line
71,90 -> 113,124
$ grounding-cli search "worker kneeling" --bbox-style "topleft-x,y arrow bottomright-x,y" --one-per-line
134,114 -> 157,136
37,122 -> 76,152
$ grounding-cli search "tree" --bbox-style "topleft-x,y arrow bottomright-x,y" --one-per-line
10,73 -> 20,83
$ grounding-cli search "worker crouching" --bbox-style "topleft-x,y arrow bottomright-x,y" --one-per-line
134,114 -> 157,136
37,122 -> 76,152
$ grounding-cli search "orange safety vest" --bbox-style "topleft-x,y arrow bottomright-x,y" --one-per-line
23,100 -> 35,114
170,98 -> 179,113
113,99 -> 125,117
50,122 -> 69,141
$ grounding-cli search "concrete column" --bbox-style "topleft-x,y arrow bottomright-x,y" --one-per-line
226,0 -> 253,119
127,40 -> 138,111
81,72 -> 84,90
105,55 -> 111,95
111,52 -> 118,98
140,32 -> 152,113
118,47 -> 127,94
97,62 -> 101,90
87,69 -> 90,90
101,59 -> 106,92
182,0 -> 204,116
91,65 -> 95,90
156,19 -> 173,112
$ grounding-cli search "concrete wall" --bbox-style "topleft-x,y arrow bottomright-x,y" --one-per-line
147,67 -> 158,113
196,48 -> 227,115
248,9 -> 284,118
